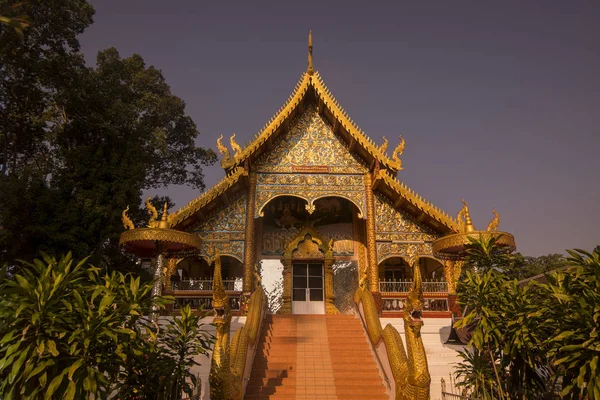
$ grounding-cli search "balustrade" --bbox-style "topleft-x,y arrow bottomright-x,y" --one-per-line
381,297 -> 449,312
172,278 -> 243,292
379,280 -> 448,293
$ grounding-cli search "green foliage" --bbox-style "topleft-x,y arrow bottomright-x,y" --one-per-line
504,253 -> 568,281
541,247 -> 600,399
0,0 -> 216,267
0,253 -> 213,399
454,348 -> 498,399
455,239 -> 600,399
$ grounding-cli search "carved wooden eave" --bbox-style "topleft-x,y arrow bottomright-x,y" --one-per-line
169,167 -> 248,230
373,169 -> 459,234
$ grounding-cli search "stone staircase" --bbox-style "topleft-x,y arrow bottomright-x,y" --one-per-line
244,314 -> 389,400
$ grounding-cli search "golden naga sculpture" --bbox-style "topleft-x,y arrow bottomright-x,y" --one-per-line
217,134 -> 235,170
229,133 -> 242,158
354,259 -> 431,400
390,136 -> 406,171
379,136 -> 389,155
121,206 -> 135,230
487,208 -> 500,231
209,252 -> 267,400
145,196 -> 159,228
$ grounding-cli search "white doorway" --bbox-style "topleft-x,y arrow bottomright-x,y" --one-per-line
292,262 -> 325,314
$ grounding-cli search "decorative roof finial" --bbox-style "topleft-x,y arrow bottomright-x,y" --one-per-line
462,199 -> 475,233
307,30 -> 314,75
158,202 -> 169,229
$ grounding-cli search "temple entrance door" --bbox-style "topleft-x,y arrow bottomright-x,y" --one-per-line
292,262 -> 324,314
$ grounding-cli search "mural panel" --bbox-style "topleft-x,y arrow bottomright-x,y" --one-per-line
254,103 -> 368,174
333,260 -> 358,314
190,193 -> 247,262
374,194 -> 440,263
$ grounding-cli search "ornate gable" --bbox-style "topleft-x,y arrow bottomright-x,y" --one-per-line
254,103 -> 367,174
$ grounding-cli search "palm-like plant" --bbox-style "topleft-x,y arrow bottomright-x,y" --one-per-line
542,246 -> 600,399
0,252 -> 212,399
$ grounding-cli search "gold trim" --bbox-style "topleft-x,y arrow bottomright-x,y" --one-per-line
243,173 -> 257,292
169,167 -> 248,227
432,231 -> 516,259
119,227 -> 202,255
376,169 -> 459,232
365,173 -> 379,292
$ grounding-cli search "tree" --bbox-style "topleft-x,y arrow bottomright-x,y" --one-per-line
504,253 -> 568,281
540,247 -> 600,399
0,0 -> 216,267
455,238 -> 600,399
0,252 -> 213,399
455,236 -> 553,399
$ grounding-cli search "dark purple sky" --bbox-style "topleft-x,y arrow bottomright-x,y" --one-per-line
80,1 -> 600,257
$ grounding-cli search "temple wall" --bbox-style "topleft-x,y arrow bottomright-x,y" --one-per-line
190,193 -> 247,263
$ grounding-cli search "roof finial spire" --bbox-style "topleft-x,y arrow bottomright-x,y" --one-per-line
307,30 -> 314,75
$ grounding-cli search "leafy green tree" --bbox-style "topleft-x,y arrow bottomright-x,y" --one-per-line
0,253 -> 213,399
0,0 -> 216,267
455,236 -> 552,399
504,253 -> 568,281
539,247 -> 600,399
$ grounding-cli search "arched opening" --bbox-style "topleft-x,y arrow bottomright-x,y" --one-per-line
259,195 -> 358,256
258,195 -> 360,314
173,255 -> 243,291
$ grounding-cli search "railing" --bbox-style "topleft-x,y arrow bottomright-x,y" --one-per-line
172,278 -> 243,291
379,280 -> 448,293
174,295 -> 241,311
382,297 -> 449,312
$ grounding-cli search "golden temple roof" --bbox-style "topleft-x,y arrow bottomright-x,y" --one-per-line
170,35 -> 459,233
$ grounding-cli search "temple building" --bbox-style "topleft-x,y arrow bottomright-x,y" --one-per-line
118,33 -> 516,400
163,33 -> 464,320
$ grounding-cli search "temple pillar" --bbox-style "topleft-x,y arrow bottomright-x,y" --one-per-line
443,260 -> 457,295
364,173 -> 382,312
163,257 -> 178,295
280,258 -> 292,314
243,172 -> 257,293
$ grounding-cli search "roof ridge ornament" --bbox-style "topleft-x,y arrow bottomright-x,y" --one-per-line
307,30 -> 314,75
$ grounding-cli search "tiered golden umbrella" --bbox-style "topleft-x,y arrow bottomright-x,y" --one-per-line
119,199 -> 202,319
432,199 -> 516,344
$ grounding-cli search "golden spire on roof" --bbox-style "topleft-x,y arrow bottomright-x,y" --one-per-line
158,202 -> 169,229
307,30 -> 314,75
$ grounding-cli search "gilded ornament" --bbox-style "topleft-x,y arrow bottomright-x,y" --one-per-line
229,133 -> 242,158
390,135 -> 406,171
375,194 -> 436,235
365,173 -> 379,292
145,196 -> 159,228
307,30 -> 314,75
255,173 -> 366,219
169,167 -> 247,227
121,206 -> 135,230
254,104 -> 368,174
209,252 -> 268,400
243,173 -> 257,293
379,136 -> 389,155
487,208 -> 500,231
354,262 -> 431,399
